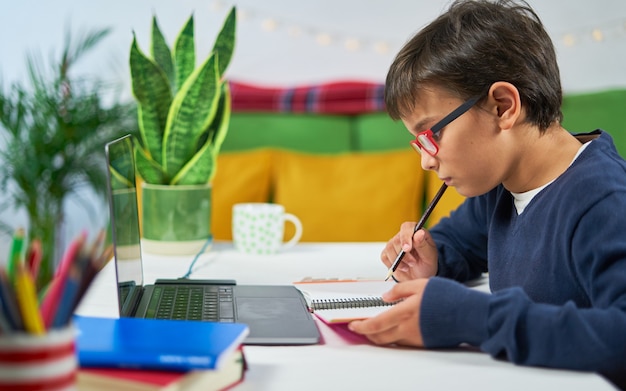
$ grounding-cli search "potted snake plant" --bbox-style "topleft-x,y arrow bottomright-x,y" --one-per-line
129,7 -> 236,254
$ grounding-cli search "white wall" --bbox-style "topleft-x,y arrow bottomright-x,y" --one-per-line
3,0 -> 626,91
2,0 -> 626,258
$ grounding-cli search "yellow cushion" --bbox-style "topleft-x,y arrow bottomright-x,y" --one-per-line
272,149 -> 425,242
211,149 -> 273,240
424,170 -> 465,227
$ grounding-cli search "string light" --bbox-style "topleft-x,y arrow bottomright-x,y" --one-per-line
556,17 -> 626,49
373,41 -> 391,55
261,18 -> 278,32
344,38 -> 360,51
210,0 -> 225,12
315,33 -> 333,46
591,29 -> 604,42
211,1 -> 626,54
236,9 -> 250,22
209,1 -> 397,55
562,34 -> 576,47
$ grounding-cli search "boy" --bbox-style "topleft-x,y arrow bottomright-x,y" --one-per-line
347,0 -> 626,388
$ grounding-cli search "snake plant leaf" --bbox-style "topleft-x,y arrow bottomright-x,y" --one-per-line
134,140 -> 166,184
109,166 -> 133,190
173,15 -> 195,92
211,82 -> 231,151
130,36 -> 172,164
170,137 -> 214,185
208,83 -> 231,184
129,6 -> 236,186
162,52 -> 220,180
197,82 -> 231,151
150,16 -> 175,91
212,7 -> 237,76
175,82 -> 231,185
108,142 -> 135,189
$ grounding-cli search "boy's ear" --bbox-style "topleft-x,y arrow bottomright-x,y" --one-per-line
488,82 -> 521,130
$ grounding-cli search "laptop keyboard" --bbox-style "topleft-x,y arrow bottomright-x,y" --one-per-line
144,285 -> 235,322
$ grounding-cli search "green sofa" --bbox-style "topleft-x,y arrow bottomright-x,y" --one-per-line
210,84 -> 626,243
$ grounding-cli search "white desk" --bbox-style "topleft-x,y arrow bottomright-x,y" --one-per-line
76,242 -> 614,391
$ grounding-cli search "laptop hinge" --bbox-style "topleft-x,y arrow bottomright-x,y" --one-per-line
121,285 -> 144,317
154,278 -> 237,285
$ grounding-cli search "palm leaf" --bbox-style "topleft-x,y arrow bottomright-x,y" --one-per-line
0,25 -> 137,286
60,25 -> 111,79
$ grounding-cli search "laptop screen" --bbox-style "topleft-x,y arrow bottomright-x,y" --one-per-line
104,134 -> 145,316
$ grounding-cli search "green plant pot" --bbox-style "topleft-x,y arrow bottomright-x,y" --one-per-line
141,183 -> 212,255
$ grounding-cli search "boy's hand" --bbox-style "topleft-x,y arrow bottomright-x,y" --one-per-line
348,278 -> 429,347
381,222 -> 439,282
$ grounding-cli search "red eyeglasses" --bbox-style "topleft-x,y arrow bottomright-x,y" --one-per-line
410,95 -> 481,156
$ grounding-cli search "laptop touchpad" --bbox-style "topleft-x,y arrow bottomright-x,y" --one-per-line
235,297 -> 309,321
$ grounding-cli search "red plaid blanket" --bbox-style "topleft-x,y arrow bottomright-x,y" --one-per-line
229,80 -> 386,115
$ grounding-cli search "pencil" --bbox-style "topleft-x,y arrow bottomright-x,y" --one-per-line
70,243 -> 112,304
51,263 -> 82,329
88,229 -> 106,260
0,269 -> 23,331
6,228 -> 25,282
384,183 -> 448,281
14,264 -> 46,334
72,245 -> 98,310
0,307 -> 11,333
26,238 -> 43,283
40,232 -> 87,328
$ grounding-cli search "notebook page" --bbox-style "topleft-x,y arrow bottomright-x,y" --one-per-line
294,281 -> 397,324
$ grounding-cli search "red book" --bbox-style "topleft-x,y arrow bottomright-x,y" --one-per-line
77,346 -> 246,391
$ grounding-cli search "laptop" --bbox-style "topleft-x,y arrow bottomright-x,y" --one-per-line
104,134 -> 320,345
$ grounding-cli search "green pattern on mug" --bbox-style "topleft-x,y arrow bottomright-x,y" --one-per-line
232,203 -> 303,254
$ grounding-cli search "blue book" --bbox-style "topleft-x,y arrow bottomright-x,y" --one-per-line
74,316 -> 249,371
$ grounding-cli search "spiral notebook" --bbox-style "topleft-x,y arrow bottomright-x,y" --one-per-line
294,280 -> 399,324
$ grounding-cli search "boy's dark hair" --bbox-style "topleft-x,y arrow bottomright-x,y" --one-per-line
385,0 -> 563,132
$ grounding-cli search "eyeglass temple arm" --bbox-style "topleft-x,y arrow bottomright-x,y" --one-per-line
431,95 -> 482,133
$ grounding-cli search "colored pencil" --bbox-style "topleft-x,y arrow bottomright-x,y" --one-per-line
0,269 -> 23,332
0,308 -> 10,333
75,247 -> 108,307
88,229 -> 106,260
51,263 -> 82,329
1,230 -> 109,335
98,244 -> 114,266
25,238 -> 43,282
6,228 -> 25,282
14,264 -> 45,334
40,232 -> 87,328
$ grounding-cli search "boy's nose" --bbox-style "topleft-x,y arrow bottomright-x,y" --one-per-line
421,152 -> 438,172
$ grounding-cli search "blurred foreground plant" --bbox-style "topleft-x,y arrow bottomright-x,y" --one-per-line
0,26 -> 137,287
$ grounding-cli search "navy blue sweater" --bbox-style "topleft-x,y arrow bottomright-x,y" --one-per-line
421,130 -> 626,386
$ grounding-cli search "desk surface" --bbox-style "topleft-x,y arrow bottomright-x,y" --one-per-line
76,242 -> 614,391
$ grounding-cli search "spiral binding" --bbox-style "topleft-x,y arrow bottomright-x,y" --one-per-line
310,297 -> 394,311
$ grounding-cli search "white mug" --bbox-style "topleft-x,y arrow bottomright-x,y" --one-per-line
232,203 -> 303,254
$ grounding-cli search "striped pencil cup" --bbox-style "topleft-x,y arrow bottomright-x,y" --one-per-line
0,325 -> 77,390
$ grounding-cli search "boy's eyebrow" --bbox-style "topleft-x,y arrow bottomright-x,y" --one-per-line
413,116 -> 437,133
